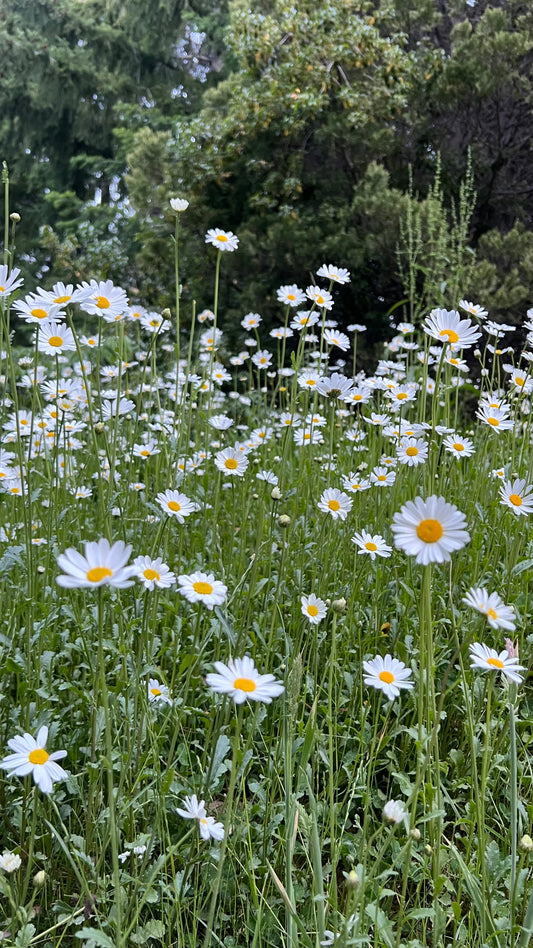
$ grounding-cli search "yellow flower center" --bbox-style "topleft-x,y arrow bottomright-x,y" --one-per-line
140,450 -> 150,456
217,235 -> 228,243
54,295 -> 71,303
287,294 -> 296,300
486,608 -> 498,620
377,475 -> 387,481
439,329 -> 459,343
487,417 -> 499,427
453,443 -> 464,451
416,519 -> 443,543
365,541 -> 378,551
233,677 -> 256,692
353,394 -> 362,401
144,568 -> 160,581
379,670 -> 395,684
0,285 -> 4,291
48,335 -> 63,347
225,458 -> 238,470
32,308 -> 49,319
150,319 -> 159,327
29,748 -> 49,765
307,604 -> 319,616
509,493 -> 522,506
316,295 -> 325,305
193,581 -> 213,595
487,657 -> 504,669
406,446 -> 418,457
516,377 -> 525,386
396,392 -> 407,400
168,500 -> 181,512
328,499 -> 340,511
150,686 -> 162,696
86,566 -> 113,583
95,295 -> 110,309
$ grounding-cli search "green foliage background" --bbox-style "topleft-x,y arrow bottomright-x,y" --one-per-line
2,0 -> 533,333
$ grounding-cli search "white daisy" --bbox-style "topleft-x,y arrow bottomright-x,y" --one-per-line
155,489 -> 199,522
351,531 -> 392,560
463,587 -> 516,631
391,495 -> 470,565
499,478 -> 533,516
317,488 -> 353,521
147,678 -> 172,705
214,447 -> 249,477
176,794 -> 225,841
0,726 -> 67,794
301,593 -> 328,625
206,656 -> 284,704
469,642 -> 525,684
363,655 -> 414,701
205,228 -> 239,252
133,556 -> 176,590
56,538 -> 136,588
177,571 -> 227,609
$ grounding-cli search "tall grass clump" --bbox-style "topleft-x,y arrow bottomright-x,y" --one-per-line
0,169 -> 532,948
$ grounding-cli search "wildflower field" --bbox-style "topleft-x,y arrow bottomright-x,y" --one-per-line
1,201 -> 533,948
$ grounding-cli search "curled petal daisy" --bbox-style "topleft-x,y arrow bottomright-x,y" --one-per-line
462,587 -> 516,631
206,656 -> 284,704
469,642 -> 525,684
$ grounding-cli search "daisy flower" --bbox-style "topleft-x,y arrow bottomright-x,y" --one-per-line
442,435 -> 475,459
241,312 -> 262,329
469,642 -> 525,684
383,800 -> 407,825
370,466 -> 396,487
176,795 -> 225,841
147,678 -> 172,705
56,538 -> 136,588
277,285 -> 306,307
323,329 -> 350,351
475,405 -> 514,432
155,489 -> 199,522
305,286 -> 334,310
342,473 -> 371,492
37,321 -> 76,354
291,311 -> 320,331
463,587 -> 516,631
0,725 -> 67,794
423,308 -> 481,351
396,437 -> 428,467
205,228 -> 239,252
316,264 -> 351,284
78,279 -> 129,319
499,478 -> 533,516
351,531 -> 392,560
316,372 -> 353,400
206,656 -> 284,704
391,495 -> 470,565
214,447 -> 249,477
133,556 -> 176,590
0,265 -> 23,298
0,852 -> 22,872
363,655 -> 414,701
177,571 -> 227,609
317,488 -> 353,521
301,593 -> 328,625
170,197 -> 189,212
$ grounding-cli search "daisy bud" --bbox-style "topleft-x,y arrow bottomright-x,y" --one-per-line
277,514 -> 291,528
271,486 -> 282,500
33,870 -> 47,886
94,422 -> 105,433
519,835 -> 533,853
331,597 -> 347,613
425,844 -> 432,856
410,827 -> 421,841
345,869 -> 359,889
162,308 -> 171,318
505,638 -> 518,659
10,212 -> 21,223
481,368 -> 489,377
473,349 -> 481,358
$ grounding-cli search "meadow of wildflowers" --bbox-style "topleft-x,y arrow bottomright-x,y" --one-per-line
0,196 -> 532,948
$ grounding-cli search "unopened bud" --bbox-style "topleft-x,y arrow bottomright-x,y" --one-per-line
346,869 -> 359,889
161,308 -> 171,318
10,212 -> 21,223
519,835 -> 533,853
271,486 -> 282,500
425,844 -> 432,856
331,597 -> 347,613
277,514 -> 291,528
33,870 -> 46,887
410,827 -> 421,841
93,422 -> 105,433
